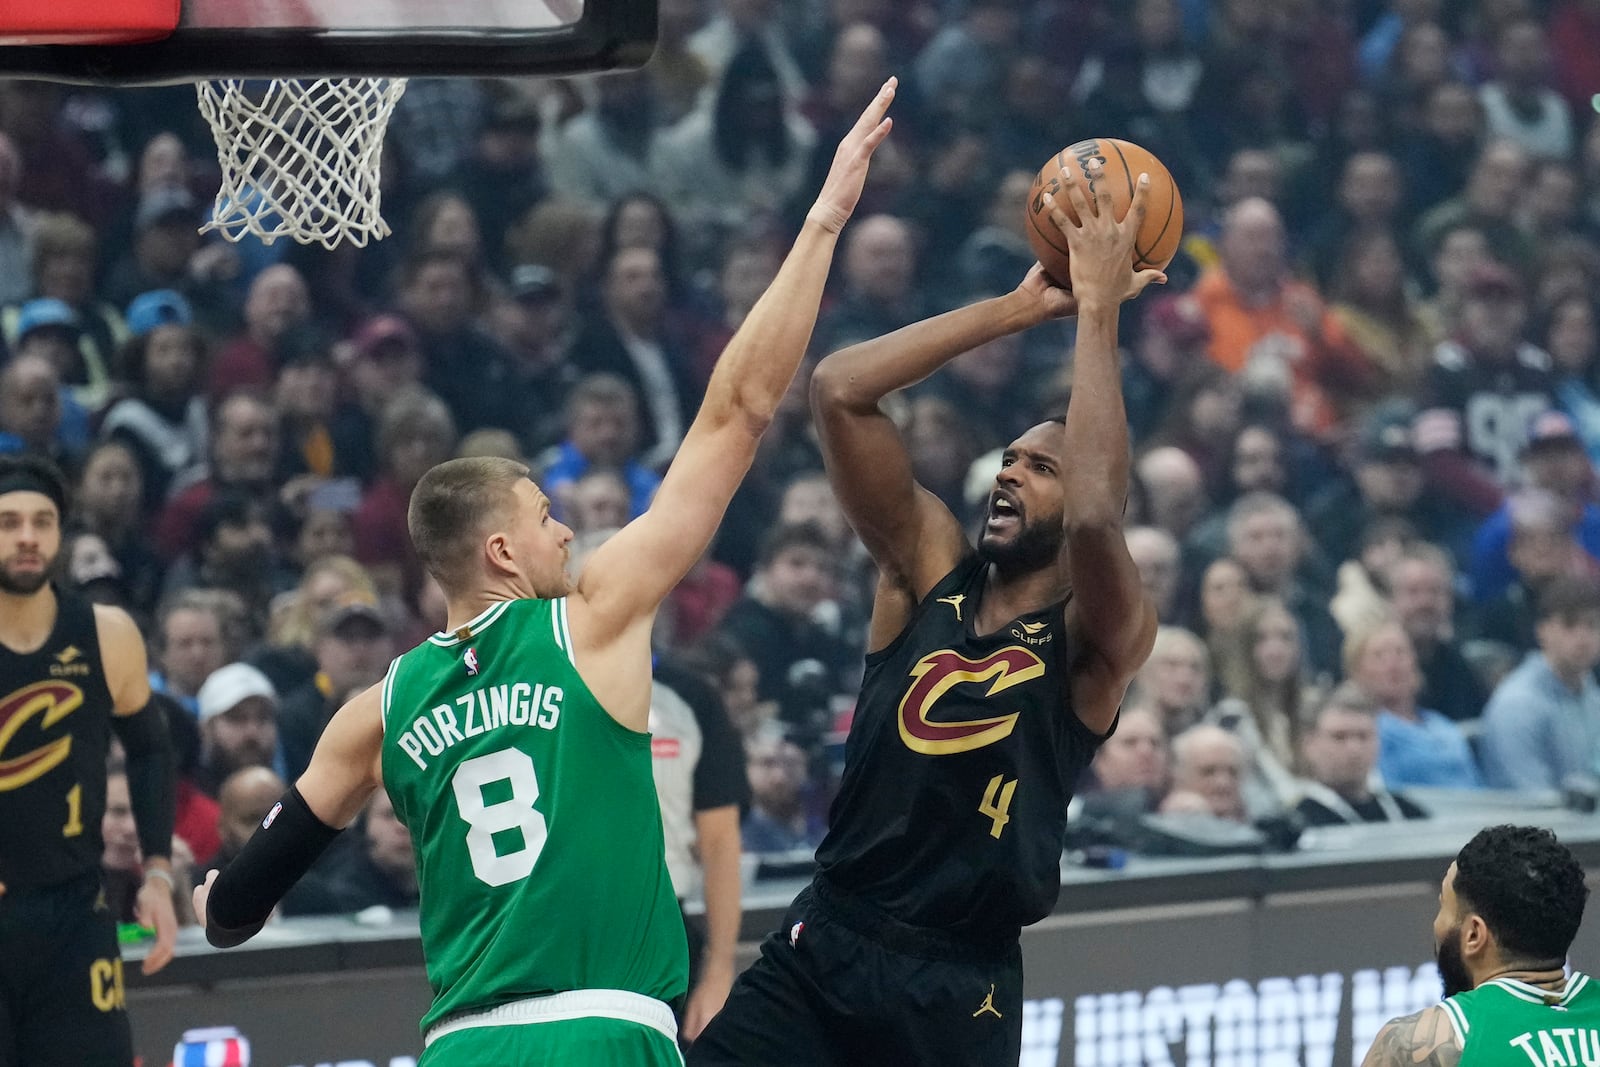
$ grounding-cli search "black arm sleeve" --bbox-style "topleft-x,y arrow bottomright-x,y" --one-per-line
110,699 -> 176,863
206,785 -> 343,948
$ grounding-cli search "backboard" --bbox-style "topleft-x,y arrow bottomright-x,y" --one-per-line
0,0 -> 654,83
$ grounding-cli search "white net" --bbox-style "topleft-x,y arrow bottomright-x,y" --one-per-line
196,77 -> 409,250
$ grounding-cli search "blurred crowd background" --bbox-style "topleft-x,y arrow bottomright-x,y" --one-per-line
10,0 -> 1600,918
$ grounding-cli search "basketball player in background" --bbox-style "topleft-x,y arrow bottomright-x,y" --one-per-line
193,80 -> 898,1066
1362,825 -> 1593,1067
0,454 -> 179,1067
690,165 -> 1166,1064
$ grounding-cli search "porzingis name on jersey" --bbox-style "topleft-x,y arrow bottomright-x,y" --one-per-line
396,681 -> 563,770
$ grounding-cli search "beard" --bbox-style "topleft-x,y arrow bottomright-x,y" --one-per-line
978,514 -> 1065,574
1436,924 -> 1473,998
0,552 -> 55,595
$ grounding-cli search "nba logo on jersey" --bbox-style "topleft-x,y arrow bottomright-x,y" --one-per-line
790,921 -> 804,947
174,1026 -> 250,1067
464,647 -> 480,676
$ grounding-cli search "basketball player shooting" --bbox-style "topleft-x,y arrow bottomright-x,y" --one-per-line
689,164 -> 1165,1065
192,79 -> 897,1066
0,454 -> 179,1067
1362,825 -> 1592,1067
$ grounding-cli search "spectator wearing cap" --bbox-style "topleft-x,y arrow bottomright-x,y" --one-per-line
1471,488 -> 1600,652
486,264 -> 581,458
1481,577 -> 1600,791
99,289 -> 209,509
5,299 -> 90,448
1190,198 -> 1376,441
1469,411 -> 1600,603
104,185 -> 204,310
0,132 -> 33,308
1305,405 -> 1474,568
1388,543 -> 1489,723
195,662 -> 285,797
276,597 -> 395,780
207,263 -> 312,401
330,314 -> 425,484
2,213 -> 123,411
1414,260 -> 1555,517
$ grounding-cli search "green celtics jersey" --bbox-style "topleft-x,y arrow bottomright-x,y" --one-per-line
1441,972 -> 1600,1067
379,597 -> 688,1033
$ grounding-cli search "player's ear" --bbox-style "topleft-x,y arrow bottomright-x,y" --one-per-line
1461,914 -> 1492,957
483,531 -> 516,577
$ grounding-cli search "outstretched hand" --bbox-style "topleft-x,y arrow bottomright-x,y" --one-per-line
1030,159 -> 1166,315
807,78 -> 897,234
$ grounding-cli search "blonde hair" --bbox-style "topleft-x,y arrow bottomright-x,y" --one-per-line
268,555 -> 379,649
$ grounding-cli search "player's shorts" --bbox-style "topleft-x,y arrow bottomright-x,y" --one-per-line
0,870 -> 134,1067
687,876 -> 1023,1067
422,990 -> 684,1067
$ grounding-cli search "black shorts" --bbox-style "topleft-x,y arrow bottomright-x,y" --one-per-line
687,877 -> 1023,1067
0,871 -> 133,1067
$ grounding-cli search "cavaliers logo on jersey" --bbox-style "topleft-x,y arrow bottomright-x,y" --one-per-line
897,647 -> 1045,755
0,679 -> 85,791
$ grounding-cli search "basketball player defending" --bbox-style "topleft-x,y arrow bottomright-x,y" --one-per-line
193,80 -> 898,1066
1362,825 -> 1593,1067
0,454 -> 179,1067
690,167 -> 1165,1064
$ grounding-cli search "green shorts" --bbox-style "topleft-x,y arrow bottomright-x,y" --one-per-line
421,991 -> 683,1067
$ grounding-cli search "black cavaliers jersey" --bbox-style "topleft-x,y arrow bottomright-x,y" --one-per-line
0,588 -> 117,890
814,556 -> 1106,943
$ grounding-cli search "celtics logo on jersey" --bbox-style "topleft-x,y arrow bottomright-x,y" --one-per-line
896,647 -> 1045,756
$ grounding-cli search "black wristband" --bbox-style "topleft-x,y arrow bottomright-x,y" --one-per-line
111,700 -> 176,862
207,785 -> 342,948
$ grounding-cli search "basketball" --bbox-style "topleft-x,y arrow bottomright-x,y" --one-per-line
1025,137 -> 1184,287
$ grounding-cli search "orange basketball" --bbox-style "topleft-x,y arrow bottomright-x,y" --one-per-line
1025,137 -> 1184,287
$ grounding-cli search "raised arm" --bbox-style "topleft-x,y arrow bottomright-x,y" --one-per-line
810,291 -> 1049,606
573,80 -> 896,632
1043,171 -> 1165,734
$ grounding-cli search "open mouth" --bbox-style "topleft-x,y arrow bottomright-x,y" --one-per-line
985,492 -> 1021,534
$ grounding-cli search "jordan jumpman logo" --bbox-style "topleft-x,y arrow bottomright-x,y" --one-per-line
972,984 -> 1002,1019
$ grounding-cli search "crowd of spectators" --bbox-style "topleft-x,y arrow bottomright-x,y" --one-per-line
9,0 -> 1597,915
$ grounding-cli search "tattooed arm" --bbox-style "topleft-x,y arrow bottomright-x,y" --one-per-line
1361,1007 -> 1464,1067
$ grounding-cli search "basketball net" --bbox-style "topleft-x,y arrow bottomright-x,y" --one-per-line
196,77 -> 408,249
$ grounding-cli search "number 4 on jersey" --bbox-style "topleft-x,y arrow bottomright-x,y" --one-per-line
979,774 -> 1017,839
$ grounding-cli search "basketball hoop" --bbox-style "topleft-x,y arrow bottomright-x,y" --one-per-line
196,77 -> 408,249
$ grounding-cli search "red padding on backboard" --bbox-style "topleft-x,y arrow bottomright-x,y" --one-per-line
0,0 -> 179,46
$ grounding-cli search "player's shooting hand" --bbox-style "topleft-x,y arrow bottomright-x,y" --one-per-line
1042,162 -> 1166,311
807,77 -> 897,234
137,871 -> 180,975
